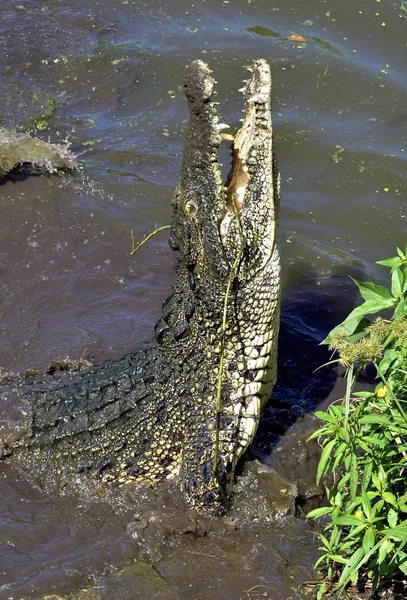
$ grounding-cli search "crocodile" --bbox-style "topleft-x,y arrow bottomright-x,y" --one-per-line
0,58 -> 280,514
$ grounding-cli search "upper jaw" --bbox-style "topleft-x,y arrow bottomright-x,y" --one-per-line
171,59 -> 277,280
225,59 -> 272,213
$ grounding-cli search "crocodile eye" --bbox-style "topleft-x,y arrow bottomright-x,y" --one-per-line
185,200 -> 197,216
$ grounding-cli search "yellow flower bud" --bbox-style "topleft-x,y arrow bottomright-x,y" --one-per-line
377,386 -> 387,398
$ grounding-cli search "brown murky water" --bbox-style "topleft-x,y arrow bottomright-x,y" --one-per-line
0,0 -> 406,598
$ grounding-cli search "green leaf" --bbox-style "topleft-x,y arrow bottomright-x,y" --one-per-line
378,465 -> 387,486
307,428 -> 328,441
314,555 -> 328,569
392,268 -> 404,298
345,523 -> 368,539
378,538 -> 392,565
378,349 -> 399,375
362,461 -> 373,491
351,278 -> 394,302
338,547 -> 365,587
358,440 -> 370,453
379,561 -> 390,576
377,256 -> 403,269
382,492 -> 398,508
358,414 -> 392,426
332,442 -> 348,470
396,550 -> 407,576
345,297 -> 396,322
339,540 -> 359,552
360,435 -> 386,448
362,490 -> 372,521
350,452 -> 359,501
353,391 -> 374,398
336,472 -> 350,490
388,508 -> 398,528
394,297 -> 407,317
363,527 -> 375,553
334,490 -> 344,507
316,582 -> 327,600
398,562 -> 407,577
317,438 -> 336,484
333,515 -> 364,526
321,314 -> 370,345
318,534 -> 331,549
384,525 -> 407,542
371,473 -> 381,491
329,554 -> 351,565
307,506 -> 333,519
314,410 -> 337,424
331,404 -> 345,419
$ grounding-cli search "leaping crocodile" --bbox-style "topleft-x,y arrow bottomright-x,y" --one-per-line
0,59 -> 280,514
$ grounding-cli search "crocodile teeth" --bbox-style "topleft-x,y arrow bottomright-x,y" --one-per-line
247,94 -> 262,103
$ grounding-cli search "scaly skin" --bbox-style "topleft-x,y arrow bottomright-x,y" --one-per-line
0,59 -> 280,514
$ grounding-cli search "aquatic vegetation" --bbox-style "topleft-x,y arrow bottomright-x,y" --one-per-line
308,243 -> 407,598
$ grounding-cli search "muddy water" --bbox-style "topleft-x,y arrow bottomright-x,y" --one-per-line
0,0 -> 406,598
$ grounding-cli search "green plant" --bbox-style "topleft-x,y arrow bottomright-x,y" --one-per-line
308,243 -> 407,596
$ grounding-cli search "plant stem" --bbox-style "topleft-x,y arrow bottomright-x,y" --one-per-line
128,225 -> 171,255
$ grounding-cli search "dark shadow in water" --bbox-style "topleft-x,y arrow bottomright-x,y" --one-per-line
247,260 -> 374,463
0,163 -> 46,183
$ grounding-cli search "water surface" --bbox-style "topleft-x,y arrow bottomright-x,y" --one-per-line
0,0 -> 406,598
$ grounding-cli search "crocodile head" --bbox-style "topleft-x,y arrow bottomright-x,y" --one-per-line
170,59 -> 279,280
161,59 -> 281,513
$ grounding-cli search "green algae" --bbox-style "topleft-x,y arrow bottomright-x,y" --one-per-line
0,83 -> 57,131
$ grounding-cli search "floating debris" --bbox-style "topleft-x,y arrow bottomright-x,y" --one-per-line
288,34 -> 306,41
